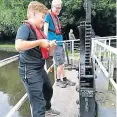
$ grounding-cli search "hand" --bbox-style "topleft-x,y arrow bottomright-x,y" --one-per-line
49,40 -> 57,47
39,39 -> 50,48
48,40 -> 56,56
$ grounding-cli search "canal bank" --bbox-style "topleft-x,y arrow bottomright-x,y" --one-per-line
0,44 -> 16,52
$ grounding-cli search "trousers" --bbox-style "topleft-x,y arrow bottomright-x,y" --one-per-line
19,64 -> 53,117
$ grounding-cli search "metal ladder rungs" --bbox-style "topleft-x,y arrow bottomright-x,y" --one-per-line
85,66 -> 92,68
81,75 -> 94,78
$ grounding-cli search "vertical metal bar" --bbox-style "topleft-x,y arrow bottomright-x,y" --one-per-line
103,40 -> 107,67
86,0 -> 91,23
44,61 -> 47,71
53,59 -> 56,81
30,104 -> 33,117
108,51 -> 112,73
110,55 -> 114,79
65,42 -> 69,65
109,38 -> 111,46
91,40 -> 94,56
115,55 -> 117,83
72,40 -> 74,67
70,41 -> 72,54
92,40 -> 96,78
108,52 -> 114,90
99,46 -> 102,61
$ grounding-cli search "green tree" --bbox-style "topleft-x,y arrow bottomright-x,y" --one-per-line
60,0 -> 116,35
0,0 -> 116,37
0,0 -> 44,36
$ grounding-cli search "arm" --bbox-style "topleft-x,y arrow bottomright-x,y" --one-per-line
71,34 -> 76,40
15,39 -> 50,52
44,13 -> 50,36
69,33 -> 71,40
44,22 -> 49,36
15,24 -> 50,52
15,24 -> 56,52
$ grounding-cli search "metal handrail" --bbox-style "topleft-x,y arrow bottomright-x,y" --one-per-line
92,36 -> 117,40
57,39 -> 80,43
94,40 -> 117,54
0,55 -> 19,63
92,38 -> 117,91
0,55 -> 19,67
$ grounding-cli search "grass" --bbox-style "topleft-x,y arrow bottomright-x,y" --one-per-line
0,44 -> 15,48
0,44 -> 16,52
65,49 -> 80,60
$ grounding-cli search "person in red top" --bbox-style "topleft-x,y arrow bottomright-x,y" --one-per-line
44,0 -> 75,88
15,1 -> 60,117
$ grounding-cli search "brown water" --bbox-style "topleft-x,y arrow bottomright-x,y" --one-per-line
0,51 -> 54,117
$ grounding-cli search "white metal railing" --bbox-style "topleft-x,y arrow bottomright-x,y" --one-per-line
0,55 -> 19,67
92,36 -> 117,91
92,36 -> 117,40
92,36 -> 117,47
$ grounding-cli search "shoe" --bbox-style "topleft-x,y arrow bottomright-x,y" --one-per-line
56,80 -> 67,88
45,108 -> 60,116
63,79 -> 76,86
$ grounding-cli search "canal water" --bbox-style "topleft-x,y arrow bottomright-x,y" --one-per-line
0,50 -> 54,117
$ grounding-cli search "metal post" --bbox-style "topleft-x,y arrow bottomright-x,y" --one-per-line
78,0 -> 97,116
64,42 -> 70,65
103,40 -> 107,67
109,38 -> 111,46
108,51 -> 112,73
44,61 -> 47,71
92,40 -> 96,78
53,59 -> 56,81
72,40 -> 74,67
99,46 -> 102,61
86,0 -> 91,23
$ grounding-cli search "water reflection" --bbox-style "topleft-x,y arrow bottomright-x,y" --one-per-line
0,92 -> 20,117
0,60 -> 29,117
0,51 -> 54,117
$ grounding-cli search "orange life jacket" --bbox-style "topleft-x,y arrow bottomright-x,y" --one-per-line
48,10 -> 61,35
24,21 -> 49,59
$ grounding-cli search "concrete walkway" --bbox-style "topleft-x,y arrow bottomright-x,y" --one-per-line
46,66 -> 116,117
47,70 -> 79,117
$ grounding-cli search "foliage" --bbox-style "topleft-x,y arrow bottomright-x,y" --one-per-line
60,0 -> 82,26
0,0 -> 116,37
0,0 -> 26,35
91,0 -> 116,35
61,0 -> 116,25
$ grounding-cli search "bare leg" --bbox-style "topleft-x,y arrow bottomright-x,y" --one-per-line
56,64 -> 67,88
56,65 -> 61,79
57,64 -> 65,79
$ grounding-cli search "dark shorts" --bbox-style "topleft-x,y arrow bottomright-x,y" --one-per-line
53,45 -> 65,66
